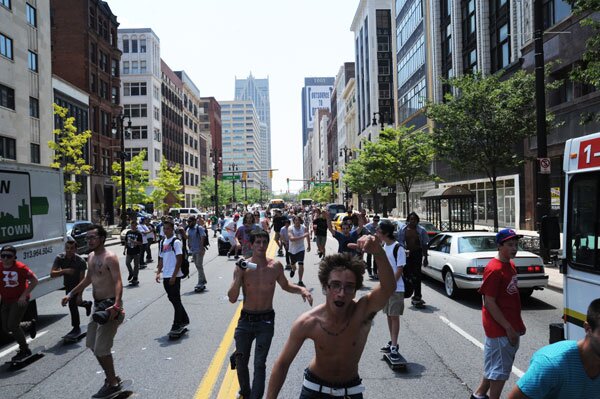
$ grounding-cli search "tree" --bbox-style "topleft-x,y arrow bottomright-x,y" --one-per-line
298,183 -> 336,204
48,103 -> 92,219
111,149 -> 150,210
150,159 -> 183,213
425,71 -> 555,230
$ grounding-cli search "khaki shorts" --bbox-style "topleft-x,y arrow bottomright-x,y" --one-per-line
274,232 -> 281,241
383,292 -> 405,316
86,311 -> 124,357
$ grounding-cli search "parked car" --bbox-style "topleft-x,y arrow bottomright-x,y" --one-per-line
66,220 -> 94,255
393,220 -> 441,238
422,231 -> 548,298
217,217 -> 243,256
120,224 -> 131,246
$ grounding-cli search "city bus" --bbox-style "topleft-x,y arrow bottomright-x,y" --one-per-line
548,131 -> 600,341
268,198 -> 285,210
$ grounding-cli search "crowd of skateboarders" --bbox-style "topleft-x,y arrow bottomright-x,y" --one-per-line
1,204 -> 599,398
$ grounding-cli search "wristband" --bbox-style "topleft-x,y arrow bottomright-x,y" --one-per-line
66,291 -> 73,300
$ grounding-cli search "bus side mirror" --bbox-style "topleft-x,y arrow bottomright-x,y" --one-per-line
540,216 -> 561,250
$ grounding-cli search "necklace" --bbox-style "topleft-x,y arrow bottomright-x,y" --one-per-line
319,319 -> 350,336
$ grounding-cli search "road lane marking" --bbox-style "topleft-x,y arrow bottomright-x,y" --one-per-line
194,302 -> 242,399
216,367 -> 239,399
0,330 -> 48,358
439,316 -> 524,378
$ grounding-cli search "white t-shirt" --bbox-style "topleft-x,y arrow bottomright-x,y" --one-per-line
137,224 -> 149,244
279,225 -> 289,243
383,241 -> 406,292
288,225 -> 306,255
159,236 -> 183,278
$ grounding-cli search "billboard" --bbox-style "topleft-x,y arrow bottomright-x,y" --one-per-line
302,77 -> 334,146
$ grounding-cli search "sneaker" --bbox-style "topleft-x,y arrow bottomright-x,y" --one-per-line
92,380 -> 122,398
11,348 -> 32,362
29,318 -> 36,339
412,298 -> 426,306
297,281 -> 305,287
127,273 -> 133,282
139,265 -> 147,270
284,265 -> 291,270
368,273 -> 374,280
67,326 -> 81,337
227,253 -> 231,259
389,346 -> 400,361
277,250 -> 284,257
290,268 -> 295,278
234,255 -> 240,260
83,301 -> 92,317
146,258 -> 154,263
169,324 -> 181,334
130,279 -> 139,285
380,341 -> 392,353
470,395 -> 490,399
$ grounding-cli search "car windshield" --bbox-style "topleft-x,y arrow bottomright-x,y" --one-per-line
66,222 -> 74,231
458,236 -> 498,253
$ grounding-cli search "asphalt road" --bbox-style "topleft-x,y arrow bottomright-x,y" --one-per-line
0,235 -> 564,399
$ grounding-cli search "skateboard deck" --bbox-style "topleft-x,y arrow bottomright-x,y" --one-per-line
194,286 -> 206,293
128,280 -> 139,286
93,379 -> 133,399
5,346 -> 45,369
63,326 -> 87,344
383,352 -> 407,371
168,327 -> 188,340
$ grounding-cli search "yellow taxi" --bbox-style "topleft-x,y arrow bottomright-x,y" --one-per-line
332,212 -> 353,232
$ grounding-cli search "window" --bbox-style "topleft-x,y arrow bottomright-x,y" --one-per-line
567,173 -> 600,272
0,33 -> 13,59
111,59 -> 118,76
90,73 -> 97,93
153,85 -> 160,100
0,136 -> 16,160
99,51 -> 108,72
123,104 -> 148,118
28,51 -> 38,72
124,82 -> 147,96
140,60 -> 146,73
0,0 -> 10,10
100,111 -> 109,135
129,125 -> 148,139
111,86 -> 118,104
154,149 -> 160,161
0,83 -> 15,110
100,80 -> 108,99
131,39 -> 138,53
154,106 -> 160,120
30,143 -> 40,164
89,6 -> 96,29
123,39 -> 129,53
123,61 -> 129,74
26,3 -> 36,27
89,41 -> 97,64
131,61 -> 138,74
29,97 -> 39,118
140,39 -> 146,53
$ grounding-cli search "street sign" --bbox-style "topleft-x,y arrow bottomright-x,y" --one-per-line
377,187 -> 394,196
221,175 -> 240,181
539,158 -> 551,174
314,182 -> 329,187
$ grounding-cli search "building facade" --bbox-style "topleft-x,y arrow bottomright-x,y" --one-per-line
235,73 -> 271,189
220,100 -> 264,197
50,0 -> 122,224
118,28 -> 162,190
199,96 -> 222,178
351,0 -> 395,145
1,0 -> 53,167
175,70 -> 202,208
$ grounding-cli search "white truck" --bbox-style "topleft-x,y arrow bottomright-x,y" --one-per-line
0,162 -> 66,323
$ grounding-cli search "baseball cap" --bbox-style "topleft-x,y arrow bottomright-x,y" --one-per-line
496,228 -> 523,244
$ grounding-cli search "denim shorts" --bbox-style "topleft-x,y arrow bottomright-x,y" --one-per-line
483,335 -> 520,381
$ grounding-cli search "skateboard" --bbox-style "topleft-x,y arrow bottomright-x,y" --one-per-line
194,285 -> 206,293
128,280 -> 139,286
93,379 -> 133,399
383,352 -> 407,371
168,327 -> 188,340
4,346 -> 45,369
411,300 -> 426,309
63,326 -> 87,344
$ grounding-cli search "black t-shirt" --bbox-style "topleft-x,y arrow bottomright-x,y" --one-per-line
125,230 -> 143,255
313,218 -> 328,237
52,253 -> 87,288
273,216 -> 286,232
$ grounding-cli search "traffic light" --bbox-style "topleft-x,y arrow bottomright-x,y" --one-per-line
332,171 -> 339,180
286,178 -> 289,184
269,170 -> 273,179
242,171 -> 247,181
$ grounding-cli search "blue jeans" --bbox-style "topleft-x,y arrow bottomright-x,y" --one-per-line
234,310 -> 275,399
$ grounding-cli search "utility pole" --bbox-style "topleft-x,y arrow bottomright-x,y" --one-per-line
210,148 -> 221,215
339,146 -> 353,209
229,163 -> 238,207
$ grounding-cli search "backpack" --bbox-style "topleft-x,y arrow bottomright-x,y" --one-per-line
159,237 -> 190,278
189,225 -> 210,250
392,242 -> 413,299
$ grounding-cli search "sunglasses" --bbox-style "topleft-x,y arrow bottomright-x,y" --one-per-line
1,253 -> 15,259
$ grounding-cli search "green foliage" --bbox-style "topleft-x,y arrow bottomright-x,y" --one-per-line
298,183 -> 335,204
197,178 -> 270,208
150,159 -> 183,212
569,0 -> 600,87
425,71 -> 554,229
111,149 -> 150,209
48,103 -> 92,194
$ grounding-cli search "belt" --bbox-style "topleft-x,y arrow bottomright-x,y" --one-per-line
302,378 -> 365,397
240,310 -> 275,322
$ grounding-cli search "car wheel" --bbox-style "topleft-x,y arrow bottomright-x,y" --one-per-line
519,288 -> 534,299
444,270 -> 458,298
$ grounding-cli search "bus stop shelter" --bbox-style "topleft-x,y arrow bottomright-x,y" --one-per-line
422,186 -> 475,231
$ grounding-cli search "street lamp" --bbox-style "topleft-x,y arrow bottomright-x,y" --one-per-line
112,113 -> 131,230
228,163 -> 238,206
372,112 -> 386,131
210,148 -> 221,215
339,146 -> 353,209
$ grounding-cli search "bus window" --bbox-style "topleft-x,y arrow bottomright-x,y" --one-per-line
567,173 -> 600,272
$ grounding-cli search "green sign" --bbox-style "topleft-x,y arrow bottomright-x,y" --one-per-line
314,182 -> 330,187
221,175 -> 240,181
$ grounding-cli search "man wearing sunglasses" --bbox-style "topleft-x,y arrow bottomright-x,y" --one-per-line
267,235 -> 395,399
0,245 -> 39,362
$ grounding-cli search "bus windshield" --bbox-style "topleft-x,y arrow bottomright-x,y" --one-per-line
268,199 -> 285,210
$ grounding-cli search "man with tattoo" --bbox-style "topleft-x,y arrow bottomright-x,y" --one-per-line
61,225 -> 125,398
266,235 -> 395,399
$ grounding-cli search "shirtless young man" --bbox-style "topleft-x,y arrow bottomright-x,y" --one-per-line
228,229 -> 313,399
266,235 -> 395,399
61,224 -> 125,398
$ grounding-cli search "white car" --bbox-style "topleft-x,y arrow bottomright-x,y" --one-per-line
422,231 -> 549,298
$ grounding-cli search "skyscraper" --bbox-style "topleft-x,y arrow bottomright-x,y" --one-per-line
234,73 -> 271,190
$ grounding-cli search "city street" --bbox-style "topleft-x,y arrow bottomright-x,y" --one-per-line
0,235 -> 564,399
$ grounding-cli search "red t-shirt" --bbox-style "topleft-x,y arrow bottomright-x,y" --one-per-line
0,261 -> 35,304
479,258 -> 525,338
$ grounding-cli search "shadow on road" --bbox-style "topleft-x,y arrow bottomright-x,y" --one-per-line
154,333 -> 190,347
379,357 -> 427,378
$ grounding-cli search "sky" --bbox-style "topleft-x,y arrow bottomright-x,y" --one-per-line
108,0 -> 361,194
